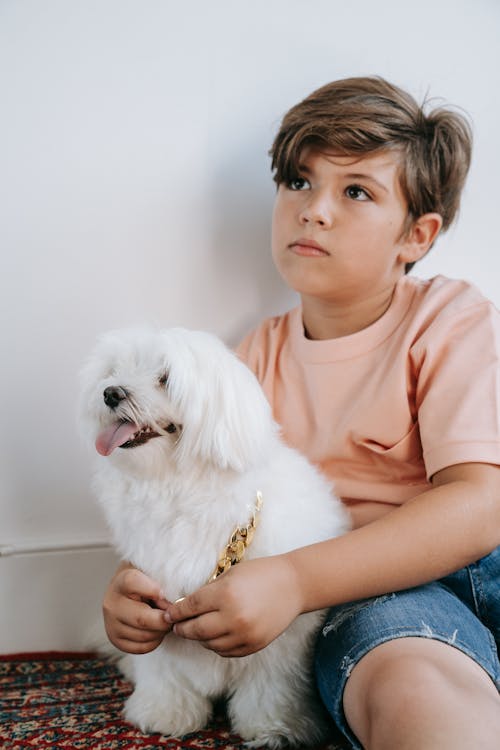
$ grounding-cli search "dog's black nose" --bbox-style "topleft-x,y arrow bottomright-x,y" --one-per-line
103,386 -> 128,409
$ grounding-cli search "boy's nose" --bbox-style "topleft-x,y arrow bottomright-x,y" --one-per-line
299,193 -> 334,228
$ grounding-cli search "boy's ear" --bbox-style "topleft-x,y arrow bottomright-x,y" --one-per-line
398,213 -> 443,264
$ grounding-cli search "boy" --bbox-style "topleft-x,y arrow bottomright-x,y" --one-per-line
102,77 -> 500,749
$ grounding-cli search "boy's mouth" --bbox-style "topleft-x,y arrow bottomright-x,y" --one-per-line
289,238 -> 329,257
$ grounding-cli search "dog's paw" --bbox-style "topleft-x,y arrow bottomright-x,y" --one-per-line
243,733 -> 290,749
124,688 -> 211,737
233,707 -> 329,749
242,724 -> 327,750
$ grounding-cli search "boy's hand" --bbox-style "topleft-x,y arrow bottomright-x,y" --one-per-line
103,563 -> 172,654
164,556 -> 302,657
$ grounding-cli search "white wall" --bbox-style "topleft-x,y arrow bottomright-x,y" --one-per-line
1,0 -> 499,651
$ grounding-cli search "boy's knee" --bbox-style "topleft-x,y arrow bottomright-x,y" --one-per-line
345,643 -> 434,723
343,637 -> 499,745
356,649 -> 443,710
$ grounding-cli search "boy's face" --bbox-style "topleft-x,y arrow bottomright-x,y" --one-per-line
271,148 -> 417,310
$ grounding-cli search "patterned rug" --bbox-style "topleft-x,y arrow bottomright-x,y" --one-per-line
0,652 -> 349,749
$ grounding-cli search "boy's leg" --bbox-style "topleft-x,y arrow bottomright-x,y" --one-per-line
315,584 -> 500,750
343,636 -> 500,750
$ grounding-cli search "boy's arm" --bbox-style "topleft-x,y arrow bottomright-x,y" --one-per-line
290,462 -> 500,611
165,462 -> 500,657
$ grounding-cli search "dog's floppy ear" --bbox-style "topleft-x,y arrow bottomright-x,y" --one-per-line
168,331 -> 277,473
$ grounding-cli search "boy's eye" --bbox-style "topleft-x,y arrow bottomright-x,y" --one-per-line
345,185 -> 370,201
287,177 -> 311,191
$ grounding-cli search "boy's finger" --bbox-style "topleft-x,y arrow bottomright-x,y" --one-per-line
118,568 -> 164,601
152,596 -> 170,610
114,619 -> 168,643
121,600 -> 173,632
115,636 -> 165,655
164,587 -> 216,623
172,612 -> 228,642
201,637 -> 249,657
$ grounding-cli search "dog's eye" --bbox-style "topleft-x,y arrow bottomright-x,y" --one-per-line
158,371 -> 169,387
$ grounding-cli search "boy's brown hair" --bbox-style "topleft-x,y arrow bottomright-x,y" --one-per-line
270,77 -> 473,270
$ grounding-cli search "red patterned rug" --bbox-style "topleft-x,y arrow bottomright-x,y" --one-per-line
0,652 -> 349,749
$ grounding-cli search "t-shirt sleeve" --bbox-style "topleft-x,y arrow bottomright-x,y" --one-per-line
235,327 -> 263,379
412,300 -> 500,478
234,314 -> 286,385
235,329 -> 255,366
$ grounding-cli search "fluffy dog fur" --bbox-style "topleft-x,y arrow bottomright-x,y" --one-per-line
79,327 -> 349,748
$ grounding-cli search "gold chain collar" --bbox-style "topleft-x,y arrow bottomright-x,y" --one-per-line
207,491 -> 263,583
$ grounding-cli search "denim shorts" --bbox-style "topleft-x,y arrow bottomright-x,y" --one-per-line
315,545 -> 500,749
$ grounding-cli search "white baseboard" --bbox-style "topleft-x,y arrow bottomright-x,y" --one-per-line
0,537 -> 111,557
0,546 -> 120,653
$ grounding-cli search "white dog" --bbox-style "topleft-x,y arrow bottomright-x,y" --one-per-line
79,327 -> 349,748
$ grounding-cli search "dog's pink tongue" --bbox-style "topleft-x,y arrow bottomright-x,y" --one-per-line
95,422 -> 138,456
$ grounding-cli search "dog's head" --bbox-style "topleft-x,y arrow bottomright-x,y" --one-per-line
79,327 -> 277,476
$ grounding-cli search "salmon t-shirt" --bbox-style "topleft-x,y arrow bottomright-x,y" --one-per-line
237,275 -> 500,527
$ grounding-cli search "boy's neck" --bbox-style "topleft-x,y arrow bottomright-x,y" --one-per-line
300,284 -> 399,340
